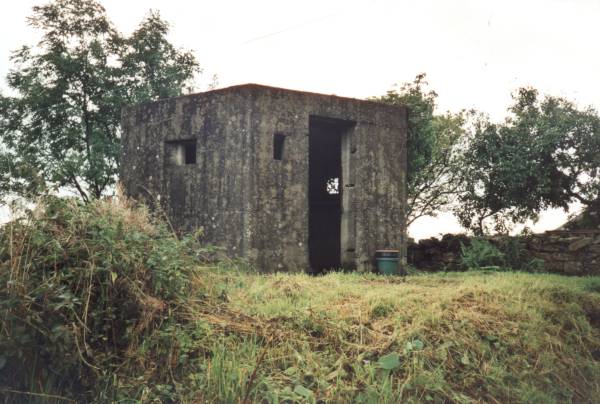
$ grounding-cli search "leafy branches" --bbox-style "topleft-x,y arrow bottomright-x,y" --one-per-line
373,74 -> 466,225
455,88 -> 600,234
375,77 -> 600,235
0,0 -> 200,202
119,11 -> 200,103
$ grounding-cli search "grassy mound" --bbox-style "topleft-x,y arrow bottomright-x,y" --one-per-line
211,271 -> 600,403
1,197 -> 599,402
0,197 -> 211,402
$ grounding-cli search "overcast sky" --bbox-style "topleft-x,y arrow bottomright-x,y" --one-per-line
1,0 -> 599,238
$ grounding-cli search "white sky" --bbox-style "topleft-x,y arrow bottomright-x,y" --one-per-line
1,0 -> 599,238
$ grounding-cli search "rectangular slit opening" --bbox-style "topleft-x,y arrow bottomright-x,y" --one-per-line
273,133 -> 285,160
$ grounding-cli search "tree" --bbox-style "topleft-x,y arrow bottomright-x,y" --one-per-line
0,0 -> 200,202
455,87 -> 600,234
372,74 -> 466,226
119,11 -> 200,103
453,112 -> 542,235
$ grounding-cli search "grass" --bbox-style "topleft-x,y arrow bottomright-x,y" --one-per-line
1,197 -> 599,403
193,268 -> 600,403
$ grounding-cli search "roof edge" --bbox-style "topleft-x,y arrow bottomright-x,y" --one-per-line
124,83 -> 407,111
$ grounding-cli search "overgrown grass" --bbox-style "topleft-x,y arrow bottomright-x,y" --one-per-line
0,196 -> 215,402
1,198 -> 599,402
203,269 -> 600,403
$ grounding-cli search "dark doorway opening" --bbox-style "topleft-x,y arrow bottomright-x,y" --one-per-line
308,116 -> 353,273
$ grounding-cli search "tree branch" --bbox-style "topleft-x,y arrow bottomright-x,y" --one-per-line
70,174 -> 89,203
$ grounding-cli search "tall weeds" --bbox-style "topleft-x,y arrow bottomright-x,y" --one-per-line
1,197 -> 599,402
0,196 -> 206,402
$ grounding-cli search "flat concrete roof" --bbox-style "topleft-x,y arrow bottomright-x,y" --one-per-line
127,83 -> 406,111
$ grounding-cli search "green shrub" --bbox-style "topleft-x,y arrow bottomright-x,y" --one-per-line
460,237 -> 545,272
0,196 -> 207,402
2,197 -> 594,402
460,238 -> 505,270
494,236 -> 544,272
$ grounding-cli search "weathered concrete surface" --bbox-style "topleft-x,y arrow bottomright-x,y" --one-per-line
121,84 -> 408,273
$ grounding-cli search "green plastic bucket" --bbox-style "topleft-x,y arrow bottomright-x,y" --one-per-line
375,250 -> 399,275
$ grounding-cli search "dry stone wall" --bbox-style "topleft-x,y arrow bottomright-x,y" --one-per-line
407,234 -> 469,271
408,231 -> 600,276
526,230 -> 600,276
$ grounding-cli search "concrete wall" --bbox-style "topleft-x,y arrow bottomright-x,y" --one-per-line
121,89 -> 254,256
121,84 -> 407,273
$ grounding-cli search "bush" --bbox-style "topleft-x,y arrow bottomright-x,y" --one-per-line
0,196 -> 207,402
460,236 -> 544,271
460,238 -> 504,270
494,235 -> 544,272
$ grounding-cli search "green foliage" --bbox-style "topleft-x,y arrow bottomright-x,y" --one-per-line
456,87 -> 600,234
120,11 -> 200,102
0,196 -> 207,401
372,74 -> 467,225
404,339 -> 425,353
1,200 -> 599,402
370,299 -> 396,319
460,238 -> 504,270
0,0 -> 200,201
377,352 -> 402,370
218,270 -> 600,402
460,237 -> 545,272
374,73 -> 437,185
495,236 -> 544,272
376,352 -> 402,382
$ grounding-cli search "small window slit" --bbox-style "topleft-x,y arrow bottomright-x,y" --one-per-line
165,139 -> 197,166
273,133 -> 285,160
